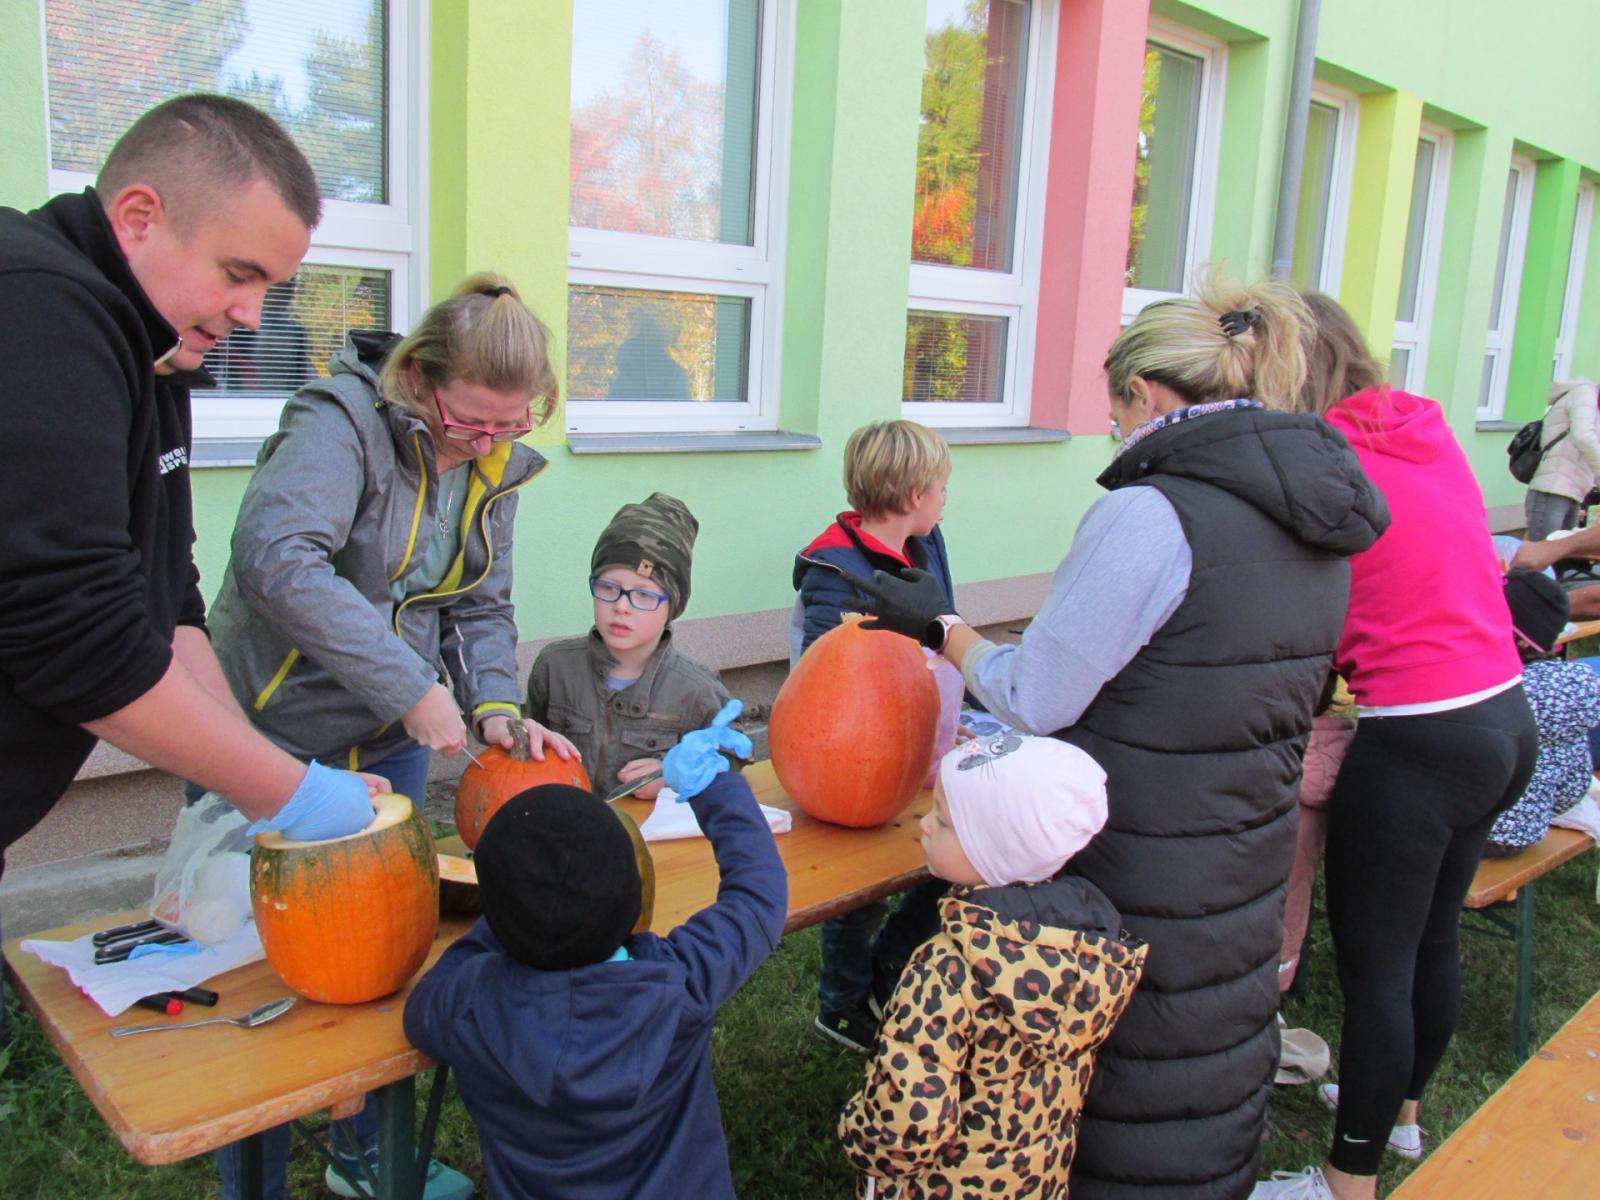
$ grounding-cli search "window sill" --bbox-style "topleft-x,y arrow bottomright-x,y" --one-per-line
1475,420 -> 1523,433
565,430 -> 822,455
936,425 -> 1071,446
193,439 -> 265,468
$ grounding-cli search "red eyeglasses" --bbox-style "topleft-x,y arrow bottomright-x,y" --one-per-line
432,389 -> 533,443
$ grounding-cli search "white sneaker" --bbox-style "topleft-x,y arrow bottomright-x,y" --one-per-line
1317,1083 -> 1425,1160
1250,1166 -> 1335,1199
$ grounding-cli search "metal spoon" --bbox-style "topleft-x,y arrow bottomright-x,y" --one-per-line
110,997 -> 296,1038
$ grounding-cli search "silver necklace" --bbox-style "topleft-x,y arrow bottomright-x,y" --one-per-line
438,469 -> 462,537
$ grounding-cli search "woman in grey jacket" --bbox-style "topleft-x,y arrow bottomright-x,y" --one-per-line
204,273 -> 574,1199
1525,378 -> 1600,540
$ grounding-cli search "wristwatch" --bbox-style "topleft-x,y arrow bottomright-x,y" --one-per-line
926,613 -> 965,652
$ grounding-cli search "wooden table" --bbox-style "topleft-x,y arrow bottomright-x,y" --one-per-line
1390,990 -> 1600,1198
1556,618 -> 1600,645
3,762 -> 931,1198
1462,828 -> 1596,1060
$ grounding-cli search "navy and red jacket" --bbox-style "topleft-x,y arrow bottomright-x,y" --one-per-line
791,513 -> 955,655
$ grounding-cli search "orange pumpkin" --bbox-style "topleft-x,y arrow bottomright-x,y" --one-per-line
454,724 -> 655,933
454,722 -> 592,850
251,793 -> 438,1004
769,614 -> 940,827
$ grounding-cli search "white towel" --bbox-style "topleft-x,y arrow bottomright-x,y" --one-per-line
21,923 -> 266,1017
638,787 -> 792,842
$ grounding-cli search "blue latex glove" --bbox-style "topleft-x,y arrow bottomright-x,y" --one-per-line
662,699 -> 753,801
247,761 -> 375,841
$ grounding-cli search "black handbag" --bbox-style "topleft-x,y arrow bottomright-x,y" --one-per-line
1508,406 -> 1568,484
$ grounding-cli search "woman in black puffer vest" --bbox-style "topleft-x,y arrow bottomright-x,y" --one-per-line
854,272 -> 1389,1200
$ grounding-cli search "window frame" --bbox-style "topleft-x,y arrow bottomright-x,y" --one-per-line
1389,124 -> 1453,394
41,0 -> 426,454
1119,19 -> 1226,324
1479,153 -> 1537,421
1554,181 -> 1596,381
1294,83 -> 1359,298
563,0 -> 794,436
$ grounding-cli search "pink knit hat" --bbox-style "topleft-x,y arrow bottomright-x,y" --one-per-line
939,734 -> 1108,887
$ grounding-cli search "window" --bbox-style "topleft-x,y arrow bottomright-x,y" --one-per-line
1554,182 -> 1595,381
566,0 -> 791,435
1389,127 -> 1452,392
43,0 -> 421,455
1479,155 -> 1536,420
1123,23 -> 1224,322
1289,87 -> 1358,296
902,0 -> 1054,427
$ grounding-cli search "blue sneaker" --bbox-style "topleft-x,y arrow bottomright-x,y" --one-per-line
325,1149 -> 473,1199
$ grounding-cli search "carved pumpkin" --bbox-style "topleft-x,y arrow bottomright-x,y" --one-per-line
251,792 -> 438,1004
769,615 -> 940,827
455,724 -> 655,933
454,722 -> 592,850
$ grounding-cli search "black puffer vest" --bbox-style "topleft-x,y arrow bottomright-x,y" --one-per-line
1056,409 -> 1388,1200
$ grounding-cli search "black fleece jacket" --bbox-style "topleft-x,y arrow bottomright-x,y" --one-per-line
0,189 -> 206,870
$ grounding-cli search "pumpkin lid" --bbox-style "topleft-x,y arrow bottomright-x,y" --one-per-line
255,792 -> 412,851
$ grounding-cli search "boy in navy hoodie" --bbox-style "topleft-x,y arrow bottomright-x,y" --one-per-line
404,710 -> 786,1200
791,419 -> 958,1052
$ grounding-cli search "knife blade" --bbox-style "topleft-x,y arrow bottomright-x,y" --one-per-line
603,770 -> 663,805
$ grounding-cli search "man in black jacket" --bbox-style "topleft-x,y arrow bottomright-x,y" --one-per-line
0,97 -> 379,956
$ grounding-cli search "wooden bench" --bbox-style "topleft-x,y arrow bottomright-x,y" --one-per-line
1389,989 -> 1600,1198
1462,827 -> 1596,1059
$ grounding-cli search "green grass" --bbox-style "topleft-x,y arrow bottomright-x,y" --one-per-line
3,854 -> 1597,1198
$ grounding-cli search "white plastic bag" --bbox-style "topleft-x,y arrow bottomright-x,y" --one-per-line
150,793 -> 255,943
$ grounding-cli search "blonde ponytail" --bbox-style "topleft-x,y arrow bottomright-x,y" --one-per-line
380,272 -> 559,424
1104,265 -> 1311,410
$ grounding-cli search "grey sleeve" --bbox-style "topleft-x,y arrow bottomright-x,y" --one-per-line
961,487 -> 1192,734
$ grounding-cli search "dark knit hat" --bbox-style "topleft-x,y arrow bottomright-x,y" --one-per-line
591,492 -> 698,621
1503,568 -> 1569,654
474,785 -> 641,970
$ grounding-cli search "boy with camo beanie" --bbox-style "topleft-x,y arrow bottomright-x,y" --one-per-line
525,493 -> 733,797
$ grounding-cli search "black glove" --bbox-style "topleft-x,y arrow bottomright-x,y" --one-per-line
840,565 -> 961,650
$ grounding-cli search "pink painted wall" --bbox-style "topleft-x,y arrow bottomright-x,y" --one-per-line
1031,0 -> 1150,433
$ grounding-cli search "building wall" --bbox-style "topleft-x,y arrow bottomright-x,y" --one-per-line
9,0 -> 1600,650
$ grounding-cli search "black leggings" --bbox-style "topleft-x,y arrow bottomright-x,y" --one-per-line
1323,685 -> 1538,1176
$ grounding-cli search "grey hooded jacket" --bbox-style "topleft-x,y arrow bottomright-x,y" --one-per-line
208,332 -> 546,769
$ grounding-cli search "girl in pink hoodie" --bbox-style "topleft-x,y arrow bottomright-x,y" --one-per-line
1253,297 -> 1539,1200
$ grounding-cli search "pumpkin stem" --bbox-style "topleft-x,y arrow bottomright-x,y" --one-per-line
506,718 -> 533,761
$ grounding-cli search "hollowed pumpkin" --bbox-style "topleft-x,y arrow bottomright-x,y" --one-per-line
769,614 -> 940,827
454,722 -> 592,850
251,793 -> 438,1004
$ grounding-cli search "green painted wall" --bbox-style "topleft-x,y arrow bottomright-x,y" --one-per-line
1506,158 -> 1581,419
11,0 -> 1600,631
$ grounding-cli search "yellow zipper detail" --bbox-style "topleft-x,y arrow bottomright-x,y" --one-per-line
389,433 -> 428,584
253,649 -> 301,711
348,746 -> 360,771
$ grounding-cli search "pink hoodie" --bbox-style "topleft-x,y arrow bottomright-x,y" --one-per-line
1324,387 -> 1520,707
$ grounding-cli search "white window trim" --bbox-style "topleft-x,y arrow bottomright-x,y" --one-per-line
1390,124 -> 1453,393
1554,181 -> 1595,381
903,0 -> 1057,429
1480,154 -> 1536,421
1305,83 -> 1358,299
565,0 -> 793,436
42,0 -> 427,449
1120,19 -> 1226,324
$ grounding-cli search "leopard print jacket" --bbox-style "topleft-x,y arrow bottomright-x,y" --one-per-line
838,886 -> 1147,1199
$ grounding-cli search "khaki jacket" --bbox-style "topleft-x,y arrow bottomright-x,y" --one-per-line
525,629 -> 730,795
839,882 -> 1146,1200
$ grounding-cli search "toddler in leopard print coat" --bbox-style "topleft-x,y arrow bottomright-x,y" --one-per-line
838,735 -> 1147,1200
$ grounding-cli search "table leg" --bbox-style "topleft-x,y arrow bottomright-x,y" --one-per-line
373,1075 -> 421,1200
237,1131 -> 266,1200
1513,881 -> 1536,1062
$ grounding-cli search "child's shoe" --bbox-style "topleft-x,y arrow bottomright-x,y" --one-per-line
325,1147 -> 474,1199
1249,1166 -> 1334,1199
814,1002 -> 878,1053
1317,1082 -> 1425,1159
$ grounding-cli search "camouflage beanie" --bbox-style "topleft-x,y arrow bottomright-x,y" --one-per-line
591,492 -> 699,621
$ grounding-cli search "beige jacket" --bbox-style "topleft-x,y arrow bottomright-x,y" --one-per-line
1530,380 -> 1600,503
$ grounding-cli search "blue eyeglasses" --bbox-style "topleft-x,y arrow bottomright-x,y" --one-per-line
589,577 -> 671,612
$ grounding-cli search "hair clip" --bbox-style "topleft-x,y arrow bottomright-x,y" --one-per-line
481,285 -> 513,299
1218,308 -> 1262,337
